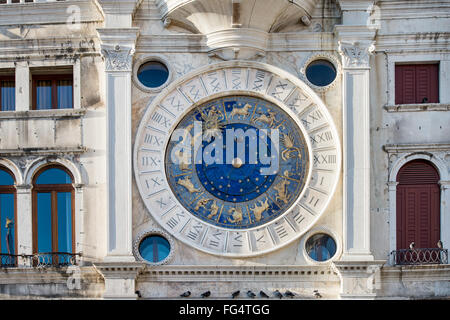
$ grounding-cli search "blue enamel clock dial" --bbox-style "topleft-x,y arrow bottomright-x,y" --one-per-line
165,95 -> 309,230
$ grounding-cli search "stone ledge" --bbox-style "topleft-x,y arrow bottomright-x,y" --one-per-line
0,146 -> 88,157
0,108 -> 86,120
138,265 -> 339,282
383,143 -> 450,153
384,103 -> 450,112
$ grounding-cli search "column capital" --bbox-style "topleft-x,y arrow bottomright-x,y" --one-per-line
338,39 -> 375,69
100,43 -> 136,72
97,28 -> 139,72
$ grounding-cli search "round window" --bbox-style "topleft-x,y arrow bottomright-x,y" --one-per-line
305,59 -> 337,87
137,61 -> 169,89
138,235 -> 171,263
305,233 -> 337,262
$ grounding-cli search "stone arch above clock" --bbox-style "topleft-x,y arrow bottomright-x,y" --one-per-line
133,61 -> 341,257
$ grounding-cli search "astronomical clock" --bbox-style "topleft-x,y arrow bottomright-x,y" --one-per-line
133,61 -> 341,257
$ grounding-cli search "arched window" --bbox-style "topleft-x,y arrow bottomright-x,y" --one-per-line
396,160 -> 440,250
32,166 -> 74,260
0,167 -> 16,266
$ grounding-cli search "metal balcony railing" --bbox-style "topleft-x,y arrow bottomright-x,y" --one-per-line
390,248 -> 448,266
0,0 -> 65,4
0,252 -> 81,268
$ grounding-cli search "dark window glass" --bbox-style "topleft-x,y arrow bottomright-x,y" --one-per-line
36,80 -> 52,110
0,169 -> 14,186
139,235 -> 170,263
37,193 -> 52,253
33,166 -> 74,258
306,233 -> 336,262
0,80 -> 15,111
305,60 -> 337,87
33,75 -> 73,110
57,80 -> 73,109
35,168 -> 72,185
0,168 -> 15,257
137,61 -> 169,88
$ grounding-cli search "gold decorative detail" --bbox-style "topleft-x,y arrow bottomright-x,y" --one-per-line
194,198 -> 211,211
281,132 -> 302,161
250,198 -> 269,222
207,200 -> 220,219
273,171 -> 291,204
227,207 -> 243,224
177,176 -> 201,193
200,106 -> 225,142
229,103 -> 252,120
253,109 -> 276,127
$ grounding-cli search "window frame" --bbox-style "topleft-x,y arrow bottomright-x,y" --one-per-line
0,75 -> 15,111
0,166 -> 17,257
32,74 -> 74,110
31,165 -> 75,254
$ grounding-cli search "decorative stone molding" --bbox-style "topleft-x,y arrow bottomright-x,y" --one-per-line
133,229 -> 175,266
299,52 -> 342,92
132,54 -> 173,93
332,260 -> 385,299
138,265 -> 339,282
384,103 -> 450,113
94,262 -> 146,299
338,41 -> 375,69
101,44 -> 135,72
301,226 -> 342,265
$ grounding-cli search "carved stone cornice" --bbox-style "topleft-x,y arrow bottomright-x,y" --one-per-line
338,40 -> 375,69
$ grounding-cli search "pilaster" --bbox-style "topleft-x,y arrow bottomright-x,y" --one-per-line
335,0 -> 376,262
97,17 -> 139,263
14,61 -> 30,112
15,184 -> 32,266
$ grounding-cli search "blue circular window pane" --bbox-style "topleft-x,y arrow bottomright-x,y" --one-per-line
139,235 -> 170,263
137,61 -> 169,88
35,168 -> 72,185
305,60 -> 337,87
0,169 -> 14,186
306,233 -> 337,262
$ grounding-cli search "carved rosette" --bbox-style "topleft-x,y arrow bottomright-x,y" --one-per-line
338,41 -> 375,69
101,44 -> 135,72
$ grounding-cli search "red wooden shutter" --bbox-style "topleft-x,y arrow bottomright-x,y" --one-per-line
395,64 -> 439,104
396,160 -> 440,249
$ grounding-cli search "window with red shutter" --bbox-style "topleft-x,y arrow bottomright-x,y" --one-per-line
395,64 -> 439,104
396,160 -> 440,250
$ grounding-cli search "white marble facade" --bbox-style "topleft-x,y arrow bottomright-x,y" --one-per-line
0,0 -> 449,299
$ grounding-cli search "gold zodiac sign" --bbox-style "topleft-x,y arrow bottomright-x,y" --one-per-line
250,198 -> 269,222
174,149 -> 191,171
273,171 -> 291,204
200,106 -> 225,142
227,207 -> 243,224
253,109 -> 276,127
229,103 -> 252,120
194,198 -> 211,211
177,176 -> 201,194
280,132 -> 302,161
207,200 -> 220,219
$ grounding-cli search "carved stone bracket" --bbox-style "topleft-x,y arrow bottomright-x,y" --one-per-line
338,41 -> 375,69
332,260 -> 385,299
101,44 -> 135,72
